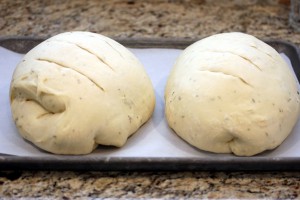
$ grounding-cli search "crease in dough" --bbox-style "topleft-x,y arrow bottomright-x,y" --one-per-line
103,40 -> 124,58
50,39 -> 115,72
197,69 -> 253,87
197,49 -> 263,71
36,58 -> 106,92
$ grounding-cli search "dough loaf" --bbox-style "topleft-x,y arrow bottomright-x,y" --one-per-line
10,31 -> 155,155
165,32 -> 300,156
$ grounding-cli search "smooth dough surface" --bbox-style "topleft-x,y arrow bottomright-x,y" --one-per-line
165,32 -> 300,156
10,31 -> 155,155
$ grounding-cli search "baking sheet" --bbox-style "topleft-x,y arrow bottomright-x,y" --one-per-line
1,38 -> 300,171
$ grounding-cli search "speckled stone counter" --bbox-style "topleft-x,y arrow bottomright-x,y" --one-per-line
1,0 -> 300,199
1,0 -> 300,44
0,171 -> 300,199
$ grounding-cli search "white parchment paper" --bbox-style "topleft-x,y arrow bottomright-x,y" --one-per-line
0,47 -> 300,158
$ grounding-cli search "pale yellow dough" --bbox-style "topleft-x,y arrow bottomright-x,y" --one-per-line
165,32 -> 300,156
10,31 -> 155,155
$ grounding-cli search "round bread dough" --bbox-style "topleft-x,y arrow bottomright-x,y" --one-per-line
10,31 -> 155,155
165,32 -> 300,156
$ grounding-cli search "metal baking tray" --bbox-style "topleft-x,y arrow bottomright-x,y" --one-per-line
0,37 -> 300,171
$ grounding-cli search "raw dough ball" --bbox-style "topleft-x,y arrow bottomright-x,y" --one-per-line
10,31 -> 155,155
165,32 -> 300,156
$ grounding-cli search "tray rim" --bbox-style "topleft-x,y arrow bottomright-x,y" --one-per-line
1,155 -> 300,171
1,35 -> 299,50
1,37 -> 300,171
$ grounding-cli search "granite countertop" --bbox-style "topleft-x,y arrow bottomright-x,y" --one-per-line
1,0 -> 300,199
